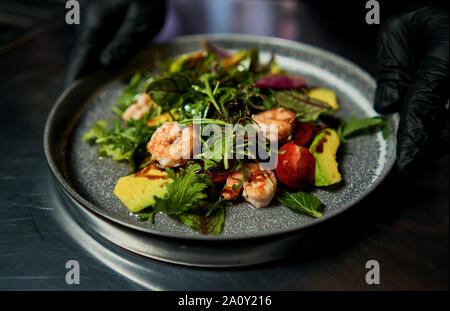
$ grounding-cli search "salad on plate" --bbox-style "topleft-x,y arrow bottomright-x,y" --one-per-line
82,42 -> 387,235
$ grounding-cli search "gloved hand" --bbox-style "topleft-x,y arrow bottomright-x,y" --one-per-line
374,5 -> 449,171
64,0 -> 166,88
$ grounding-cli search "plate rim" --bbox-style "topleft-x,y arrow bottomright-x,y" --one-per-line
44,33 -> 398,241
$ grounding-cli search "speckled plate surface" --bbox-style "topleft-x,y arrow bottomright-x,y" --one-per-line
45,34 -> 398,242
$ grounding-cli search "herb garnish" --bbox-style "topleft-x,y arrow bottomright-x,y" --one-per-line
277,190 -> 323,218
137,163 -> 225,235
337,115 -> 388,142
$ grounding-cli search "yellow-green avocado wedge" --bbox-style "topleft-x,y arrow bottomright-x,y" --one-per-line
113,165 -> 172,213
308,88 -> 339,110
309,128 -> 342,186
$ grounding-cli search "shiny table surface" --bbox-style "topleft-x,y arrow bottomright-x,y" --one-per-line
0,0 -> 448,290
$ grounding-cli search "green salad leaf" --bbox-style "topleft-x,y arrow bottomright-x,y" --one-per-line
82,120 -> 108,142
273,90 -> 333,122
152,163 -> 208,215
115,71 -> 150,113
337,115 -> 388,142
82,118 -> 155,172
277,190 -> 323,218
138,163 -> 226,235
137,210 -> 156,223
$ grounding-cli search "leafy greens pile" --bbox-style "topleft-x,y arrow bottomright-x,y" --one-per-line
83,42 -> 388,235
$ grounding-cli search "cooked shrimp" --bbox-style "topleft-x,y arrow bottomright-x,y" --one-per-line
222,169 -> 245,200
221,163 -> 277,208
252,107 -> 296,143
122,93 -> 156,122
242,163 -> 277,208
147,122 -> 196,168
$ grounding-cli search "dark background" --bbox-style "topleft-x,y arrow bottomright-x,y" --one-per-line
0,0 -> 448,290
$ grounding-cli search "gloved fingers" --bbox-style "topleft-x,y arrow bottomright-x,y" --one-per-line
64,34 -> 105,87
64,26 -> 103,87
374,14 -> 414,114
396,69 -> 449,171
100,0 -> 166,68
396,97 -> 449,172
64,1 -> 127,87
395,7 -> 449,171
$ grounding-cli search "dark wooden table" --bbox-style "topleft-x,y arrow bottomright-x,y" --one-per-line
0,0 -> 448,290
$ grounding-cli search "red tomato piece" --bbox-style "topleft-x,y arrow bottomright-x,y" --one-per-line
275,142 -> 316,189
293,122 -> 319,146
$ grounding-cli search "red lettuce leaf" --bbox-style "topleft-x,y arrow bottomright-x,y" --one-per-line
274,90 -> 333,122
254,74 -> 307,89
179,206 -> 225,235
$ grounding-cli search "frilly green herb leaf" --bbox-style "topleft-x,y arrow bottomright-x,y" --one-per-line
151,163 -> 208,215
82,118 -> 155,172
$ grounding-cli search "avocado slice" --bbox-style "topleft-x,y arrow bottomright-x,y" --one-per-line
147,109 -> 178,127
309,128 -> 342,186
170,51 -> 206,72
308,88 -> 339,110
113,165 -> 172,213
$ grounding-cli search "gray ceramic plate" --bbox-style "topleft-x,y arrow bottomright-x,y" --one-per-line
44,34 -> 398,242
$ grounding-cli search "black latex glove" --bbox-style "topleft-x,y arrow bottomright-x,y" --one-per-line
375,5 -> 449,171
64,0 -> 166,87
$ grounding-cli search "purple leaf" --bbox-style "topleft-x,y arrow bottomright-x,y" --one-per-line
254,74 -> 307,89
179,206 -> 225,235
201,41 -> 231,59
